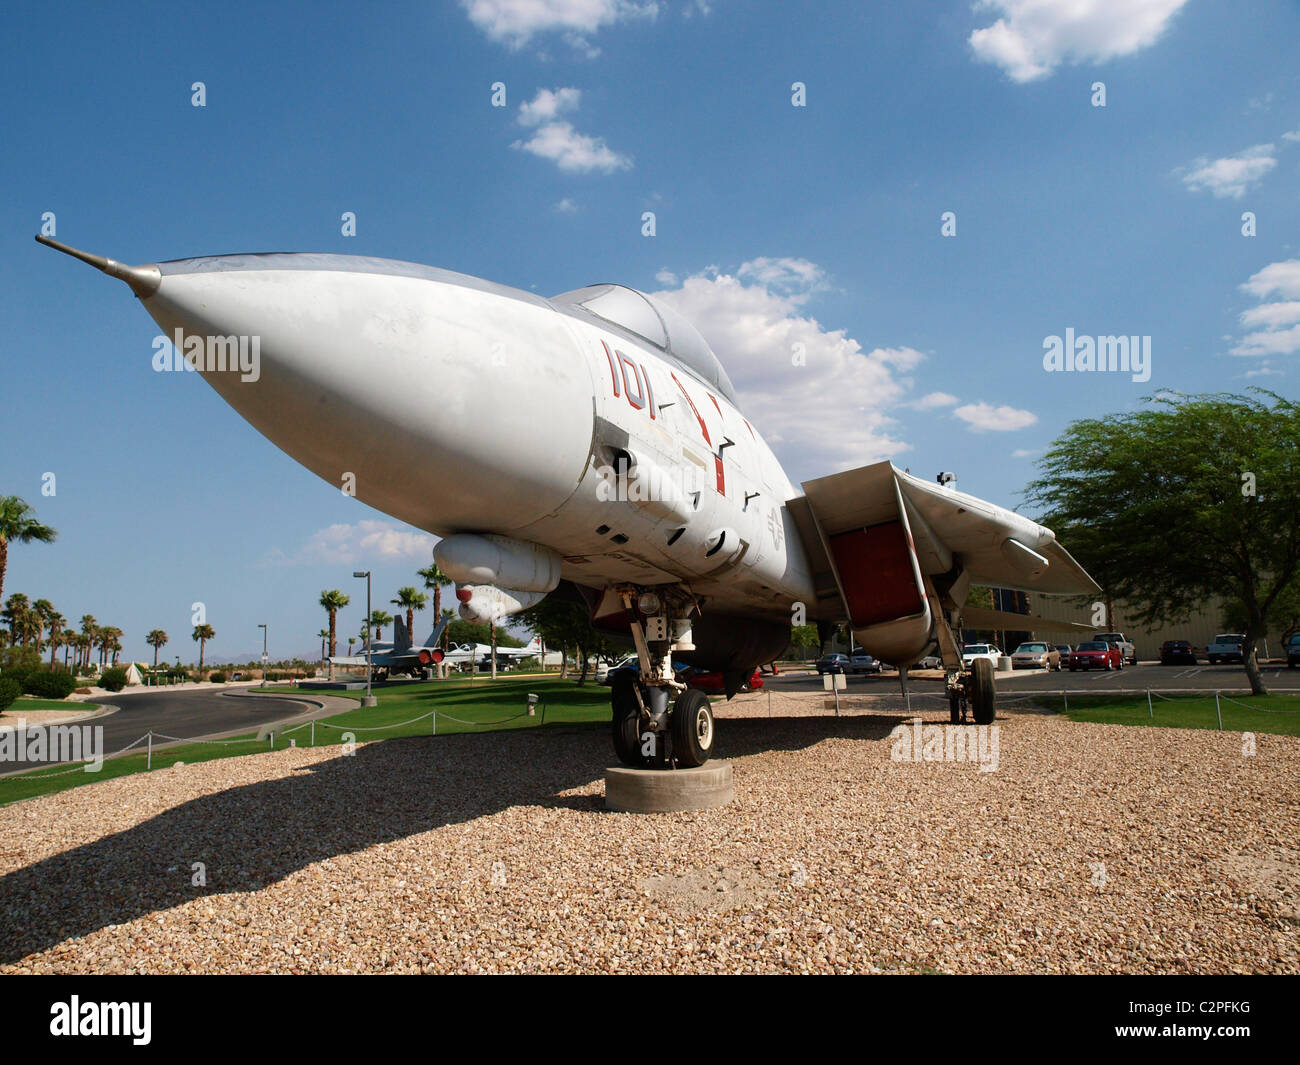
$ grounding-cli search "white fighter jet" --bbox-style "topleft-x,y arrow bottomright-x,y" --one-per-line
440,635 -> 545,671
37,236 -> 1098,768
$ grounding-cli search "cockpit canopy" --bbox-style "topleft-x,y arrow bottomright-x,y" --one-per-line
552,283 -> 737,404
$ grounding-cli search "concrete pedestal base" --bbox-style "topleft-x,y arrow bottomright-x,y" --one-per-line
605,762 -> 733,813
361,695 -> 378,707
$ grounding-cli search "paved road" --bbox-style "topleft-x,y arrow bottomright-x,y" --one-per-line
2,688 -> 320,774
768,661 -> 1300,694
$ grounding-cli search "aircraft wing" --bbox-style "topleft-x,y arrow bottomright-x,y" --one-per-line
789,461 -> 1098,659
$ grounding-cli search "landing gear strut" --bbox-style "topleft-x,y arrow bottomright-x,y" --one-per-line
946,658 -> 996,725
608,585 -> 714,768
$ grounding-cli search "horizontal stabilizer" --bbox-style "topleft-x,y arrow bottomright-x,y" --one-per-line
960,606 -> 1093,634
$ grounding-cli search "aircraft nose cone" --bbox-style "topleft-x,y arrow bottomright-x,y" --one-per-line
139,255 -> 596,531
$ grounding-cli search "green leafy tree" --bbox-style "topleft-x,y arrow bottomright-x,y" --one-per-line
515,595 -> 606,681
1026,391 -> 1300,695
2,593 -> 30,645
192,623 -> 215,671
0,496 -> 56,607
318,589 -> 350,658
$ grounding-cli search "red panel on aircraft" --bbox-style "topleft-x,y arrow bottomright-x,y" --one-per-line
829,521 -> 923,627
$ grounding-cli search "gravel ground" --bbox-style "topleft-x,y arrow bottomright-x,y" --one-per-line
0,697 -> 1296,974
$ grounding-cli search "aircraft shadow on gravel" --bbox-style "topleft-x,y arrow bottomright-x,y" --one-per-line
0,714 -> 902,964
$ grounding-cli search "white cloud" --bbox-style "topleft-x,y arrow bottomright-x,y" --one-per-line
1243,363 -> 1284,378
969,0 -> 1189,83
736,257 -> 828,301
1011,448 -> 1038,458
1240,300 -> 1300,329
270,521 -> 435,567
518,86 -> 581,126
512,87 -> 631,173
911,391 -> 960,410
1232,260 -> 1300,357
553,197 -> 579,213
1240,259 -> 1300,300
651,267 -> 918,477
1282,128 -> 1300,143
654,268 -> 679,286
1180,144 -> 1277,199
953,402 -> 1039,432
461,0 -> 658,50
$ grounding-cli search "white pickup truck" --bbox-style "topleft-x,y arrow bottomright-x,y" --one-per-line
1094,632 -> 1137,666
1207,633 -> 1246,664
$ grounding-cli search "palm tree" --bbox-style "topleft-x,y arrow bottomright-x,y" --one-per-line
146,629 -> 169,669
368,610 -> 393,642
2,593 -> 30,645
192,623 -> 215,671
98,626 -> 123,667
77,632 -> 94,674
391,586 -> 427,642
319,589 -> 350,657
79,615 -> 97,671
0,497 -> 56,607
41,607 -> 66,667
347,636 -> 355,655
318,629 -> 330,663
31,599 -> 57,653
58,629 -> 75,669
418,563 -> 449,645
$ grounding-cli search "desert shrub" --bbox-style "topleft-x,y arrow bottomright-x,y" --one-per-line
22,670 -> 78,699
208,671 -> 227,683
99,667 -> 128,692
0,677 -> 21,712
74,687 -> 92,695
0,646 -> 42,691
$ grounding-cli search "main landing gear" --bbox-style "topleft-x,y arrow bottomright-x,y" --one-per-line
947,658 -> 996,725
609,585 -> 714,769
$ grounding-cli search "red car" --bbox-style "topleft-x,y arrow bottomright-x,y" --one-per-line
1068,641 -> 1123,671
686,667 -> 764,694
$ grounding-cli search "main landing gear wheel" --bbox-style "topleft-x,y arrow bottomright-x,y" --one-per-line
671,688 -> 715,767
970,658 -> 996,725
948,689 -> 962,724
610,672 -> 645,767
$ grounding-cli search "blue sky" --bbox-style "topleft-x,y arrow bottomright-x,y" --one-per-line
2,0 -> 1298,662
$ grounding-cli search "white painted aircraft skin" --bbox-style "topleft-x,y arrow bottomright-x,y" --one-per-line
137,254 -> 820,624
40,242 -> 1097,666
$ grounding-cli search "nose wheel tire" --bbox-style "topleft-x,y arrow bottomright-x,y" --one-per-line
671,688 -> 715,767
610,672 -> 646,767
970,658 -> 996,725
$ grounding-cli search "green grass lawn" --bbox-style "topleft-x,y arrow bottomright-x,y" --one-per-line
5,697 -> 103,714
0,675 -> 612,806
1036,692 -> 1300,736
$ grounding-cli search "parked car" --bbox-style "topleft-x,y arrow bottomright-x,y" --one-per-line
1054,644 -> 1073,658
848,654 -> 881,674
816,653 -> 851,675
1010,641 -> 1061,670
1068,640 -> 1123,671
597,654 -> 639,685
1159,640 -> 1198,665
686,667 -> 764,693
961,644 -> 1002,667
915,654 -> 943,669
1287,634 -> 1300,669
1207,633 -> 1246,665
1094,632 -> 1137,666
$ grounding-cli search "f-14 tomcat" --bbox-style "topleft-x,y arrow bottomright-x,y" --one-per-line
38,235 -> 1099,768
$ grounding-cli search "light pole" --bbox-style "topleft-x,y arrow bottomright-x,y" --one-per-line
353,570 -> 376,706
258,623 -> 268,683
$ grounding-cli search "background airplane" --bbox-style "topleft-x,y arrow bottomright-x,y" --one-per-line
38,236 -> 1099,769
329,615 -> 450,679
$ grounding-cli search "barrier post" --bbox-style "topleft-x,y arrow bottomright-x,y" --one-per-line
147,731 -> 152,770
1215,691 -> 1223,731
1062,690 -> 1068,714
1147,690 -> 1153,719
432,710 -> 437,736
311,721 -> 315,747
